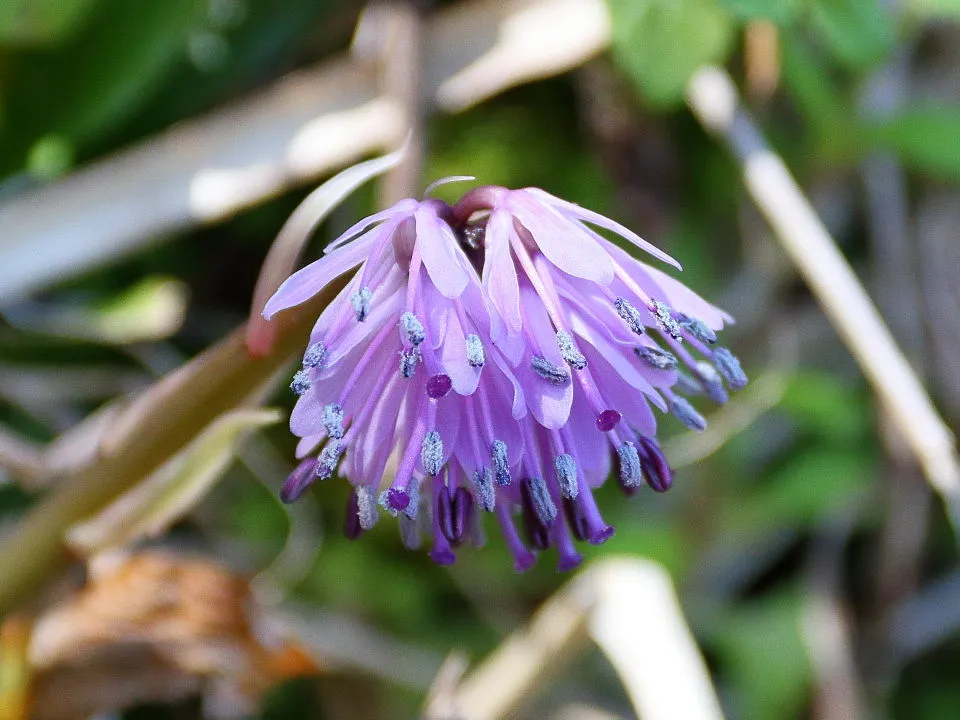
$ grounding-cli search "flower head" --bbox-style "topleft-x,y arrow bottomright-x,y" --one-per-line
264,182 -> 747,571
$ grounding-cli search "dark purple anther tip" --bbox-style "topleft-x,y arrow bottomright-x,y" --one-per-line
452,487 -> 473,546
280,458 -> 318,504
589,525 -> 615,545
637,435 -> 673,492
513,551 -> 537,573
426,373 -> 453,399
436,486 -> 454,543
344,490 -> 363,540
563,497 -> 589,542
386,486 -> 411,511
430,548 -> 457,565
596,409 -> 622,432
557,552 -> 584,572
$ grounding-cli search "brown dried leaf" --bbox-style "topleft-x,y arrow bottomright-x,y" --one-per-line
28,552 -> 318,720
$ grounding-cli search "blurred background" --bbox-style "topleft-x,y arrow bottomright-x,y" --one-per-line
1,0 -> 959,718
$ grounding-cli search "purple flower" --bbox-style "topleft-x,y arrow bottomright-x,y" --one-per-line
264,183 -> 747,572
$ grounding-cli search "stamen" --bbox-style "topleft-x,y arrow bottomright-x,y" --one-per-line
652,300 -> 684,341
596,409 -> 622,432
315,441 -> 344,479
436,485 -> 454,542
420,431 -> 444,476
303,342 -> 328,369
472,467 -> 496,512
670,396 -> 707,432
614,297 -> 646,335
695,362 -> 729,404
556,330 -> 587,370
466,333 -> 485,367
279,458 -> 318,504
356,485 -> 379,530
635,345 -> 678,370
713,347 -> 748,389
491,440 -> 511,486
637,436 -> 673,492
322,403 -> 345,439
290,370 -> 311,396
675,371 -> 704,396
679,314 -> 717,344
400,311 -> 425,345
350,287 -> 373,321
528,477 -> 558,527
531,355 -> 570,386
399,514 -> 421,549
379,486 -> 411,515
617,442 -> 643,490
399,347 -> 422,378
563,496 -> 589,542
554,454 -> 579,500
452,487 -> 474,545
459,223 -> 485,250
344,490 -> 362,539
404,477 -> 420,520
426,374 -> 453,399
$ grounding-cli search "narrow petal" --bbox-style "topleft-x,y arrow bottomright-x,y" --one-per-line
263,235 -> 373,319
525,187 -> 681,270
483,210 -> 522,336
415,206 -> 469,298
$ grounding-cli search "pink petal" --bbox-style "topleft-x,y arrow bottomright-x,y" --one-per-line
324,199 -> 418,254
415,206 -> 468,298
263,235 -> 373,319
526,187 -> 681,270
509,194 -> 615,285
483,210 -> 522,336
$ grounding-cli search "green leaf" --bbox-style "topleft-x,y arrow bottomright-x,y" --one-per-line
608,0 -> 735,107
779,371 -> 870,442
809,0 -> 896,69
0,0 -> 102,45
1,0 -> 201,174
725,448 -> 873,535
66,409 -> 282,555
718,0 -> 802,24
868,107 -> 960,181
713,589 -> 812,720
907,0 -> 960,18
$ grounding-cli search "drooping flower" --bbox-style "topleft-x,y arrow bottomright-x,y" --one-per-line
264,182 -> 747,571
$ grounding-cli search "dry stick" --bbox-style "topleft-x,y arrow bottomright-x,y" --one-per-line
0,287 -> 339,618
447,559 -> 723,720
686,67 -> 960,534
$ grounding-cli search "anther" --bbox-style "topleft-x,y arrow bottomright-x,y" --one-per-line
556,330 -> 587,370
379,486 -> 411,515
303,342 -> 328,370
322,403 -> 344,439
400,312 -> 425,346
452,487 -> 474,545
652,300 -> 684,341
527,477 -> 558,527
466,334 -> 485,367
615,297 -> 646,335
399,347 -> 422,378
679,314 -> 717,344
596,409 -> 622,432
554,454 -> 579,500
713,347 -> 748,389
531,356 -> 570,386
670,396 -> 707,432
421,431 -> 444,476
426,374 -> 452,399
695,362 -> 729,404
472,467 -> 496,512
637,436 -> 673,492
350,287 -> 373,321
290,370 -> 311,396
280,458 -> 319,504
315,441 -> 344,480
399,514 -> 421,549
617,442 -> 642,490
491,440 -> 511,486
635,345 -> 679,371
356,485 -> 379,530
